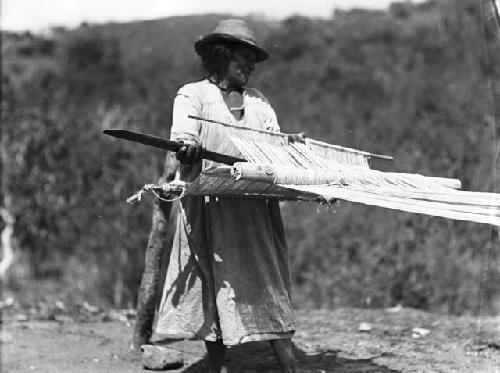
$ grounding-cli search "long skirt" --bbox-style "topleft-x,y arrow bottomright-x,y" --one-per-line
155,196 -> 296,345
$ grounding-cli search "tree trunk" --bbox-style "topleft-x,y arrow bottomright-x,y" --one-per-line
0,206 -> 15,280
133,152 -> 178,349
1,109 -> 15,281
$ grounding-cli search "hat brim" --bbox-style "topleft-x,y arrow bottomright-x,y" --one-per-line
194,33 -> 269,63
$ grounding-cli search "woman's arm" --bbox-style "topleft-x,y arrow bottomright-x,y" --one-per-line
171,87 -> 203,181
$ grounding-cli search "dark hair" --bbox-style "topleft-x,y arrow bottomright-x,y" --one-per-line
198,42 -> 235,82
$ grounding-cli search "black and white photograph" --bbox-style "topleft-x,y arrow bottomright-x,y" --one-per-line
1,0 -> 500,371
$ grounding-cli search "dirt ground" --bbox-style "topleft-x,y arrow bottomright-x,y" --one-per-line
2,307 -> 499,372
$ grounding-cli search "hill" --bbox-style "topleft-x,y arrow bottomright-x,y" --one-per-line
1,0 -> 499,315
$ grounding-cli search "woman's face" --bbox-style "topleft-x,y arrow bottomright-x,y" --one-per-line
224,46 -> 257,88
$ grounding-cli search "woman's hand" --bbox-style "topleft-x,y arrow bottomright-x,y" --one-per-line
176,143 -> 203,182
287,132 -> 306,144
176,143 -> 202,165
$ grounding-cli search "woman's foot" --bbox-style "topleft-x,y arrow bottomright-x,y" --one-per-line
205,340 -> 227,372
270,338 -> 297,373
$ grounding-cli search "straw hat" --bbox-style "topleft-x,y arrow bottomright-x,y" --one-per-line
194,19 -> 269,62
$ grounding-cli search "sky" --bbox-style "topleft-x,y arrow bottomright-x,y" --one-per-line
2,0 -> 424,32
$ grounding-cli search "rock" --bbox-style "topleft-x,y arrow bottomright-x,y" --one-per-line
142,344 -> 184,370
358,322 -> 372,332
411,327 -> 430,338
386,304 -> 403,313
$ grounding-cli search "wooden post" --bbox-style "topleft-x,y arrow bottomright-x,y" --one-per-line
133,152 -> 177,349
481,0 -> 500,185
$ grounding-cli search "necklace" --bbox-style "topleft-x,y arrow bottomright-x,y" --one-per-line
208,78 -> 244,94
218,85 -> 244,94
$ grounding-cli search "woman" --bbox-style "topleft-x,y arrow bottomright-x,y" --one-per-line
155,19 -> 297,372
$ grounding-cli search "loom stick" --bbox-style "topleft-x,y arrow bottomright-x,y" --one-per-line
103,129 -> 246,165
188,114 -> 394,161
232,163 -> 346,184
231,163 -> 462,191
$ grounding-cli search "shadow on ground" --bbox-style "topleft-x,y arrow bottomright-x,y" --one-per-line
156,340 -> 399,372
